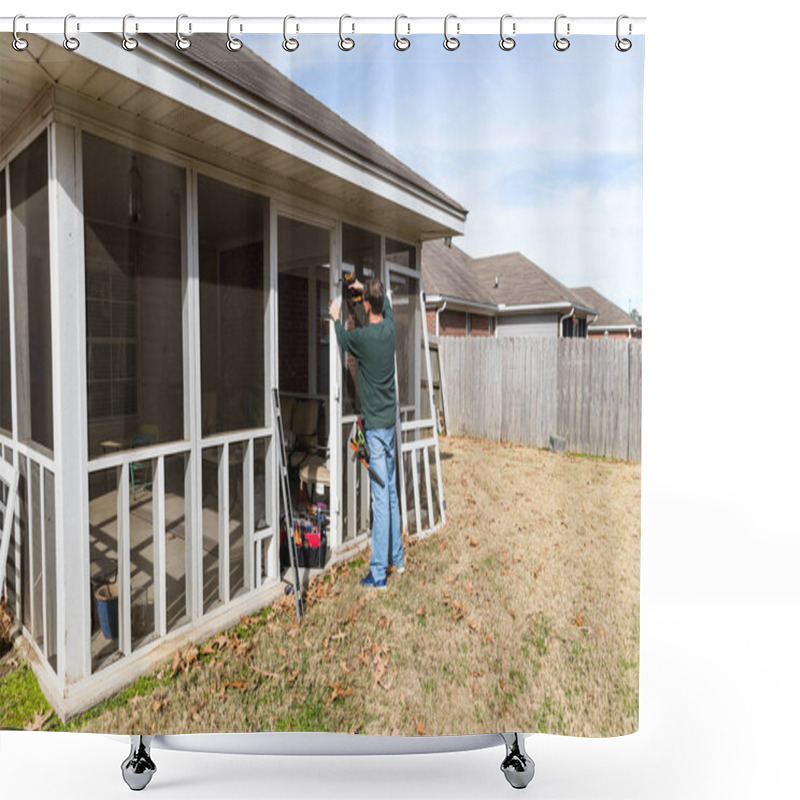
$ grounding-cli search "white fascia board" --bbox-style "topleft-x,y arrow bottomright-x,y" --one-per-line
588,323 -> 642,331
424,294 -> 498,313
425,296 -> 599,315
497,301 -> 597,315
37,33 -> 466,236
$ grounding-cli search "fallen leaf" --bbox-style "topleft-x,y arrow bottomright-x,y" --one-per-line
328,682 -> 353,704
574,610 -> 584,628
339,659 -> 351,674
413,715 -> 426,735
25,709 -> 53,731
416,606 -> 426,617
469,537 -> 479,547
439,540 -> 449,550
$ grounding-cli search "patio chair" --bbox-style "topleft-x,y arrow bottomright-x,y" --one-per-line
129,426 -> 159,499
298,434 -> 331,501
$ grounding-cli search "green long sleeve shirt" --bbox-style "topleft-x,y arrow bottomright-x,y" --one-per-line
334,295 -> 397,430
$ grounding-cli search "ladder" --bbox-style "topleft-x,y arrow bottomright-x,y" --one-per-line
272,388 -> 304,620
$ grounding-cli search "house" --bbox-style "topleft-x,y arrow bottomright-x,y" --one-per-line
0,33 -> 464,719
422,239 -> 597,339
570,286 -> 642,338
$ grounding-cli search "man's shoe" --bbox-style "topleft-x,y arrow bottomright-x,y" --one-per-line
360,572 -> 386,589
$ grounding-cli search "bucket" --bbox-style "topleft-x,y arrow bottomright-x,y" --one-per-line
95,582 -> 119,641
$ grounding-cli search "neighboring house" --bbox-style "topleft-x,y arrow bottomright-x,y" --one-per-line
422,239 -> 596,339
571,286 -> 642,339
0,33 -> 463,719
421,239 -> 496,337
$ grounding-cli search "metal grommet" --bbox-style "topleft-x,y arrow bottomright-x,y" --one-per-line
227,15 -> 243,51
444,14 -> 460,51
338,14 -> 355,51
12,15 -> 29,51
283,15 -> 299,52
394,14 -> 410,51
122,14 -> 138,51
499,13 -> 516,51
63,13 -> 80,51
176,14 -> 191,50
615,15 -> 632,51
553,14 -> 570,51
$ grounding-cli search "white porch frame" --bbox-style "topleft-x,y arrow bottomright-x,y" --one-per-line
0,41 -> 457,718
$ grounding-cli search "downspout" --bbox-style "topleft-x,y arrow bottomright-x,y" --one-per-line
558,307 -> 575,338
435,300 -> 448,337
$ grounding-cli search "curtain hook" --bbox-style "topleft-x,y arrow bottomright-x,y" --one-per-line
615,15 -> 632,51
444,14 -> 460,51
394,14 -> 410,51
12,15 -> 29,51
499,14 -> 516,51
227,15 -> 243,51
339,14 -> 355,51
63,13 -> 80,51
175,14 -> 191,50
553,14 -> 570,51
283,15 -> 299,51
122,14 -> 138,51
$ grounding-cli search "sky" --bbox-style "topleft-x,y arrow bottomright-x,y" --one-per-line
246,33 -> 644,314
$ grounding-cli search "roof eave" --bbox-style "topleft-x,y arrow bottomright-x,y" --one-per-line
39,32 -> 466,236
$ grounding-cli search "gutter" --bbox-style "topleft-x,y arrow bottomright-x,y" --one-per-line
588,323 -> 642,333
496,301 -> 595,315
425,294 -> 499,314
435,300 -> 448,337
558,307 -> 575,338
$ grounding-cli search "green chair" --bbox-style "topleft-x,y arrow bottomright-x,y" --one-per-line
129,428 -> 158,498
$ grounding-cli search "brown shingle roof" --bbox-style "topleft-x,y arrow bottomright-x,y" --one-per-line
471,252 -> 594,310
148,34 -> 466,217
421,240 -> 488,304
571,286 -> 641,329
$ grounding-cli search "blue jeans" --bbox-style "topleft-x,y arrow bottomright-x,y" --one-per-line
365,426 -> 403,582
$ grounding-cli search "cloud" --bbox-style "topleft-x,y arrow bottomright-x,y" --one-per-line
246,33 -> 643,310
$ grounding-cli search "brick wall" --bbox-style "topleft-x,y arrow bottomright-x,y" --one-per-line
426,307 -> 495,337
469,314 -> 491,337
426,309 -> 438,337
438,309 -> 467,337
278,273 -> 309,394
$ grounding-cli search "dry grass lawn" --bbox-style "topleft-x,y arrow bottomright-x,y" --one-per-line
6,435 -> 640,737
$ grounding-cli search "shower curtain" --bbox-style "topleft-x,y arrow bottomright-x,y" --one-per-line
0,22 -> 643,741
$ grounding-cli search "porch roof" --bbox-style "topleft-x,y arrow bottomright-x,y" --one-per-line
0,32 -> 467,241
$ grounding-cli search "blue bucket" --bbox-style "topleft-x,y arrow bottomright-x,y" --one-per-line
95,583 -> 119,640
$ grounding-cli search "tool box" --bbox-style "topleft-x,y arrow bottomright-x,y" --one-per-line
280,503 -> 328,569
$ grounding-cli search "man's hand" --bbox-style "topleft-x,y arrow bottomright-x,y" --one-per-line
328,296 -> 342,322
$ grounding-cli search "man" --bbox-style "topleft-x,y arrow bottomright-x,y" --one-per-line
329,278 -> 404,589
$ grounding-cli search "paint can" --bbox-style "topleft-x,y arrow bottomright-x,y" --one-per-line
95,580 -> 119,640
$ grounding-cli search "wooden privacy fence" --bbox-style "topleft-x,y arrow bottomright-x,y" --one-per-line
438,336 -> 642,461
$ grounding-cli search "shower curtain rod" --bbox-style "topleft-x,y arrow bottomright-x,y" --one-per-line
0,16 -> 646,37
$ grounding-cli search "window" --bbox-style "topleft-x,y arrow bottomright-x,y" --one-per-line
11,132 -> 53,452
562,316 -> 587,338
0,171 -> 11,433
82,133 -> 185,458
198,175 -> 267,436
